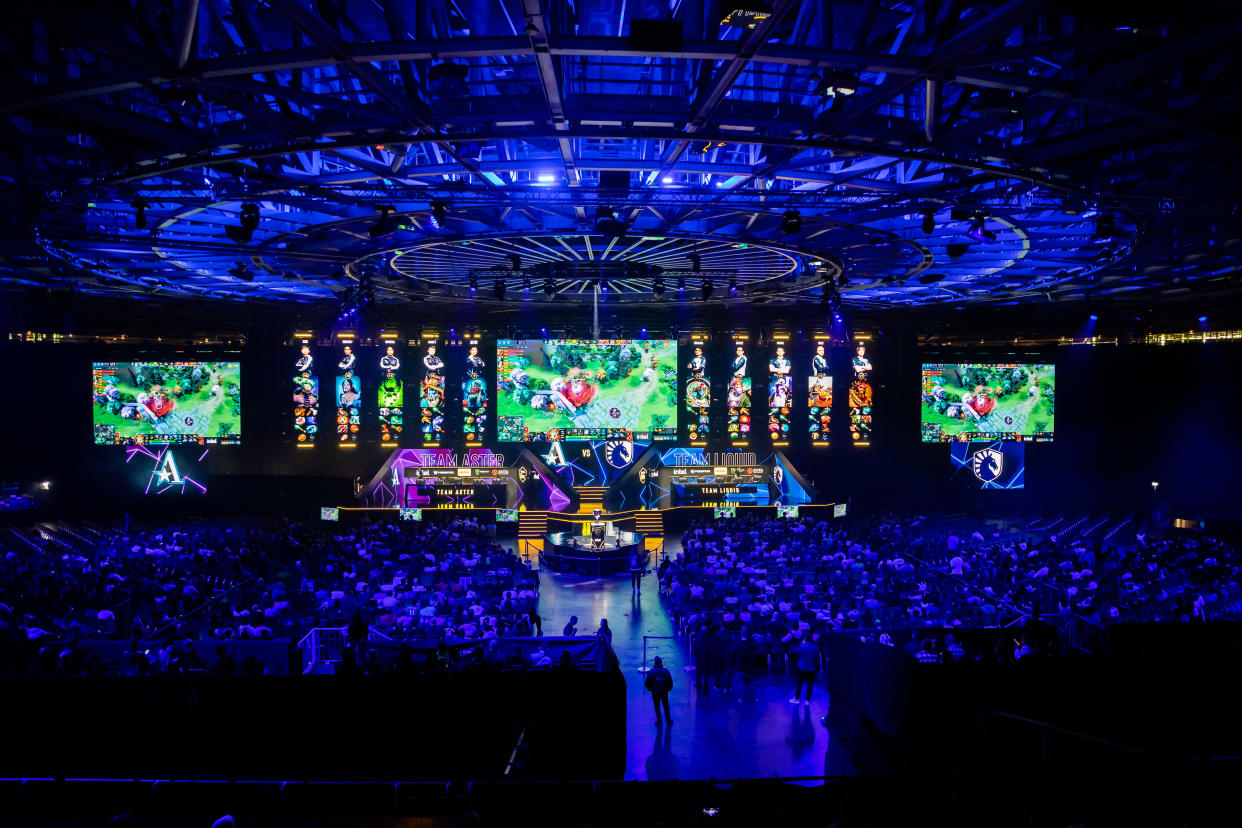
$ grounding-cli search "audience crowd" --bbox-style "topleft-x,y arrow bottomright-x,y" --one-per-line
0,517 -> 538,675
660,512 -> 1242,665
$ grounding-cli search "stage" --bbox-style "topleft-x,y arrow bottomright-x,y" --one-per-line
541,529 -> 647,576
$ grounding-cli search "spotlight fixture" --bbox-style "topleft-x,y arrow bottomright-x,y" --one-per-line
507,253 -> 522,270
594,206 -> 626,237
677,276 -> 686,294
688,252 -> 702,272
225,202 -> 260,245
837,274 -> 851,288
965,214 -> 995,243
1089,314 -> 1099,321
367,205 -> 395,239
523,17 -> 538,35
131,198 -> 148,230
701,279 -> 714,301
468,273 -> 478,296
1093,213 -> 1119,238
429,200 -> 448,229
493,279 -> 506,301
543,278 -> 556,299
811,68 -> 859,98
1199,315 -> 1208,323
945,243 -> 969,260
780,209 -> 802,234
227,261 -> 252,281
652,277 -> 665,299
921,208 -> 935,234
729,277 -> 738,295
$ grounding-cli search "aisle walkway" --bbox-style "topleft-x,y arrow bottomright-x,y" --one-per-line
534,543 -> 831,781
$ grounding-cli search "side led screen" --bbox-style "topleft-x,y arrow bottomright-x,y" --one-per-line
93,361 -> 241,445
378,345 -> 404,445
685,341 -> 710,444
420,341 -> 445,444
462,342 -> 488,444
849,341 -> 873,445
767,341 -> 792,444
335,345 -> 361,444
921,363 -> 1054,442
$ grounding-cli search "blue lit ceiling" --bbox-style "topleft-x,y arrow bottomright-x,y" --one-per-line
4,0 -> 1240,310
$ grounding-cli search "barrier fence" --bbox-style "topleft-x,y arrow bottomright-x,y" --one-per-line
636,635 -> 677,674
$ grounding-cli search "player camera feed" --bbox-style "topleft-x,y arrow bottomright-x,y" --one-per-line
320,507 -> 340,521
921,363 -> 1055,442
400,507 -> 422,521
714,506 -> 738,519
496,339 -> 678,441
776,505 -> 800,518
496,509 -> 519,522
93,361 -> 241,445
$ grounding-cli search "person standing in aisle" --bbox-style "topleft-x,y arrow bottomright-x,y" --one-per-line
790,637 -> 821,704
644,656 -> 674,727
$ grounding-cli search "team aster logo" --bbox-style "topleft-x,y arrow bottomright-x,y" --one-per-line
604,440 -> 634,469
126,443 -> 208,494
971,447 -> 1004,483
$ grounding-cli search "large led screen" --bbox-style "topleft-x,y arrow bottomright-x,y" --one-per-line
921,363 -> 1054,442
496,339 -> 678,441
93,361 -> 241,445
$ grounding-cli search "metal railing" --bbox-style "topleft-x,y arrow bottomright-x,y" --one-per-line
299,625 -> 392,674
636,635 -> 677,674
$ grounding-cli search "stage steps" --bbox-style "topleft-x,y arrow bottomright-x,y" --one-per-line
518,512 -> 548,539
574,487 -> 609,507
634,511 -> 664,537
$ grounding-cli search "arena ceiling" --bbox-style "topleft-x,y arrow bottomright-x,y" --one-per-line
2,0 -> 1241,316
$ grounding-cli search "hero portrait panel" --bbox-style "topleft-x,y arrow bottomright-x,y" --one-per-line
93,361 -> 241,445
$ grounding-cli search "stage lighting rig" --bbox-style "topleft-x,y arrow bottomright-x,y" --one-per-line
921,208 -> 935,234
131,198 -> 148,230
468,273 -> 478,296
367,205 -> 395,239
507,253 -> 522,270
493,279 -> 506,301
946,243 -> 969,260
701,278 -> 714,301
227,261 -> 252,281
225,202 -> 260,245
594,206 -> 626,238
429,200 -> 448,229
781,209 -> 802,234
688,252 -> 702,272
810,69 -> 859,98
543,278 -> 556,299
966,214 -> 995,243
652,277 -> 665,299
721,0 -> 771,29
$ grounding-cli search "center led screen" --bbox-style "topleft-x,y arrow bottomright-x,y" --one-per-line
93,361 -> 241,445
920,362 -> 1055,442
495,339 -> 678,441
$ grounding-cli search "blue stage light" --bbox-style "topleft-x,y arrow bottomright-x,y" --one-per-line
1199,315 -> 1208,322
1089,314 -> 1098,321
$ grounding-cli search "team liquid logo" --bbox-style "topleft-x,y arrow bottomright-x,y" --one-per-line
971,447 -> 1004,483
771,465 -> 784,487
604,440 -> 634,469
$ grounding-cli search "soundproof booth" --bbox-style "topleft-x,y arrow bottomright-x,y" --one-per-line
4,1 -> 1242,826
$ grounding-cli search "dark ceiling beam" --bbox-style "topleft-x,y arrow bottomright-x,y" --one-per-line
174,0 -> 201,70
522,0 -> 577,184
816,0 -> 1045,138
268,0 -> 501,189
0,37 -> 925,113
651,0 -> 801,185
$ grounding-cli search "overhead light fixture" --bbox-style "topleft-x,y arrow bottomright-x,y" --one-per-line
227,261 -> 252,281
701,279 -> 714,301
429,61 -> 469,98
721,1 -> 772,29
837,274 -> 851,288
781,209 -> 802,234
594,206 -> 626,237
918,273 -> 945,284
652,277 -> 665,299
225,202 -> 260,245
688,252 -> 701,272
523,17 -> 538,35
677,276 -> 686,294
965,214 -> 995,243
493,279 -> 506,301
429,200 -> 448,229
811,69 -> 859,98
729,277 -> 738,295
946,243 -> 969,260
131,198 -> 148,230
468,273 -> 478,296
368,205 -> 395,239
1093,213 -> 1119,238
543,278 -> 556,300
507,253 -> 522,270
921,208 -> 935,234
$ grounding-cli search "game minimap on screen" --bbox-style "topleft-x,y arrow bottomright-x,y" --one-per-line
495,339 -> 678,441
920,362 -> 1054,442
93,362 -> 241,445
